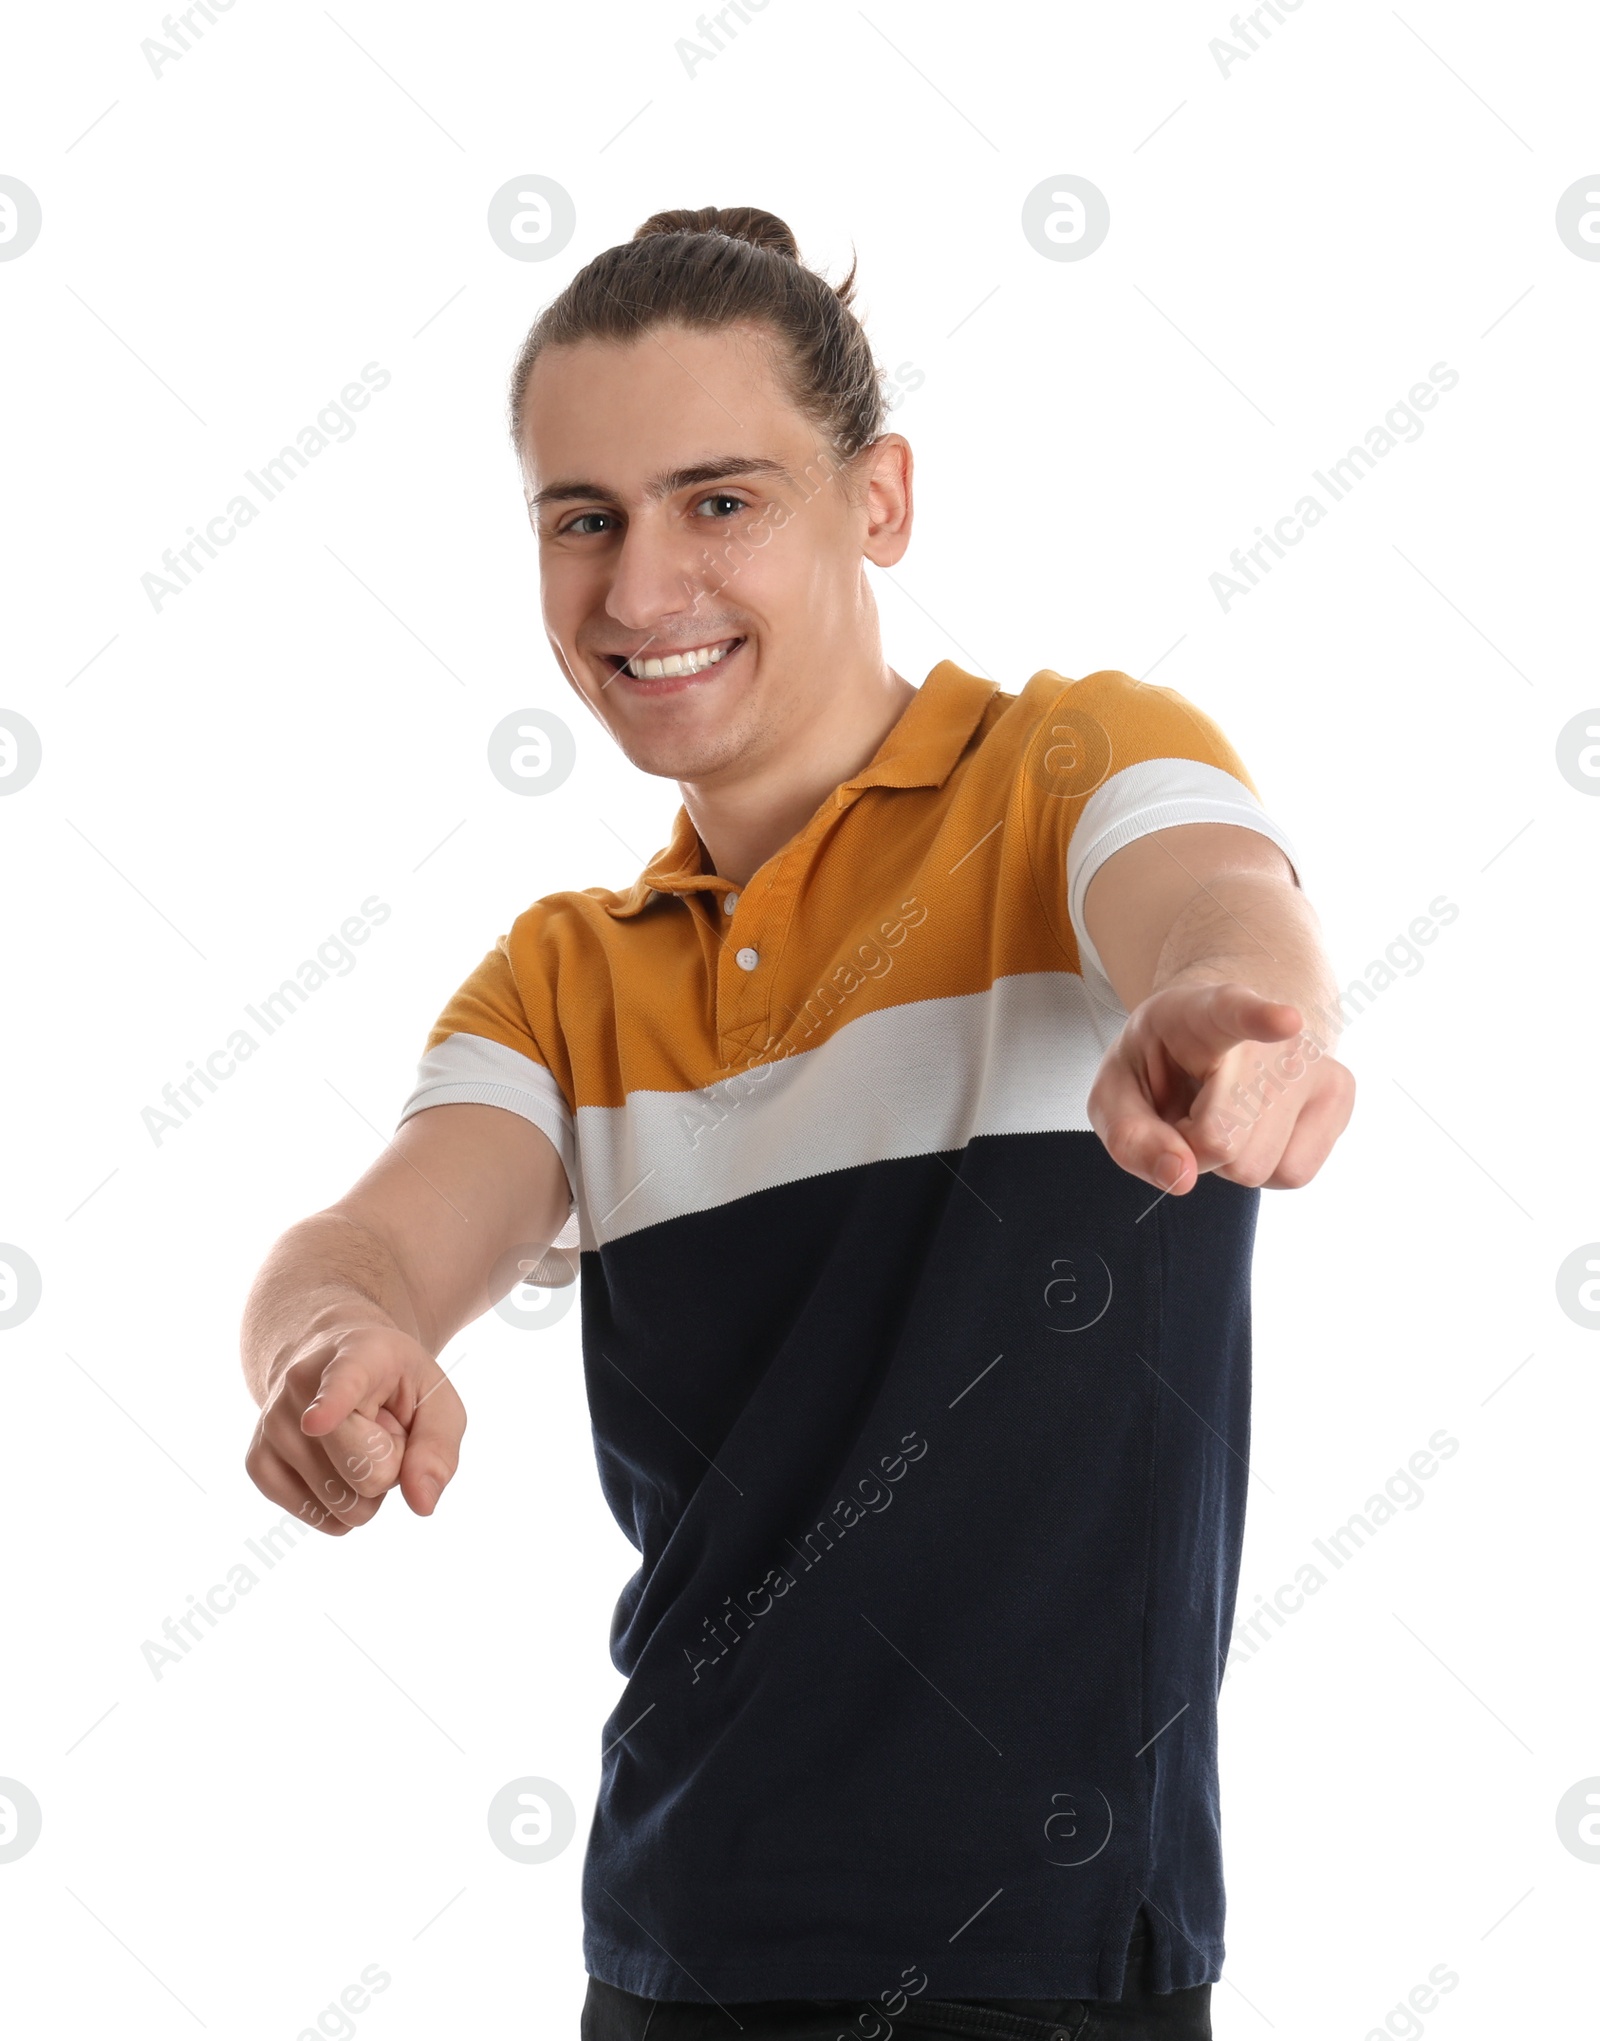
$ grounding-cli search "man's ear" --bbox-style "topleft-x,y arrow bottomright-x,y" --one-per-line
860,434 -> 913,568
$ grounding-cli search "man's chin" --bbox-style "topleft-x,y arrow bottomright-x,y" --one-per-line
593,669 -> 757,783
614,733 -> 739,785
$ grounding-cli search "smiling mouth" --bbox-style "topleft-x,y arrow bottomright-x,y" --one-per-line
603,636 -> 744,681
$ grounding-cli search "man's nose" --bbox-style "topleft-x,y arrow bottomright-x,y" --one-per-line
604,513 -> 717,635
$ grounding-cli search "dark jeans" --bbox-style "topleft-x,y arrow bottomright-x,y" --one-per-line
580,1917 -> 1212,2040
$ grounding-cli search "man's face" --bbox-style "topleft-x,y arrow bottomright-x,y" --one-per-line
521,320 -> 909,785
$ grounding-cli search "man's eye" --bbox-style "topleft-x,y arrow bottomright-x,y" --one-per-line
560,512 -> 615,537
694,493 -> 747,519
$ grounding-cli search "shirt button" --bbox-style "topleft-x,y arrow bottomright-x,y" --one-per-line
723,891 -> 739,914
736,946 -> 759,971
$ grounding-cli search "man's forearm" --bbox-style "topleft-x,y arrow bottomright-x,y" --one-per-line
1151,871 -> 1343,1047
240,1211 -> 427,1409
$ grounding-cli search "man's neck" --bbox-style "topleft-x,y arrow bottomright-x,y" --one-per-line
682,664 -> 917,885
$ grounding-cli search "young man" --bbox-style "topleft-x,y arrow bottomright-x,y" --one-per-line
242,207 -> 1353,2040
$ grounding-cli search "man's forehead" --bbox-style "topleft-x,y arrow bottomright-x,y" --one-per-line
520,323 -> 806,477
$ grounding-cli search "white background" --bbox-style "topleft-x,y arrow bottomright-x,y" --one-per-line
2,0 -> 1597,2034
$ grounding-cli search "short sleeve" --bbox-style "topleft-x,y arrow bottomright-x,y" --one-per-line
1056,671 -> 1302,1009
396,935 -> 578,1238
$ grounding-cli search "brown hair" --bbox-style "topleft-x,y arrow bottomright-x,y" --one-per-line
507,205 -> 888,469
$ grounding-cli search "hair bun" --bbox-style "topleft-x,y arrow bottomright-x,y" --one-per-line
632,205 -> 800,262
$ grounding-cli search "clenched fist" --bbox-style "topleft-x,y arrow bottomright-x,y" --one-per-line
245,1320 -> 466,1536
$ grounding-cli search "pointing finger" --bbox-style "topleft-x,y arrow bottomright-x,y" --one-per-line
1161,983 -> 1303,1066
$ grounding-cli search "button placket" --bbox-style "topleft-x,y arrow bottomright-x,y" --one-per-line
714,853 -> 795,1059
712,785 -> 860,1060
714,872 -> 762,1059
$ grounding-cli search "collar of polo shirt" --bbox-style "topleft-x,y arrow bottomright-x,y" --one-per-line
603,659 -> 998,918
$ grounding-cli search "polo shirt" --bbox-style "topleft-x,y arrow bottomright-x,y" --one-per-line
395,660 -> 1301,2005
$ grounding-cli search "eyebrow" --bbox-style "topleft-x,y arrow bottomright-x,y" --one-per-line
528,454 -> 793,510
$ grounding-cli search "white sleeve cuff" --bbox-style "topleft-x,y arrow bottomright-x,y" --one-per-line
396,1032 -> 579,1244
1065,758 -> 1302,1009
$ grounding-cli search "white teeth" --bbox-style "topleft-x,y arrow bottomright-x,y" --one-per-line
623,640 -> 736,680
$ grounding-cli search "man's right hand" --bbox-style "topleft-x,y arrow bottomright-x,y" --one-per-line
240,1102 -> 572,1537
245,1320 -> 466,1536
